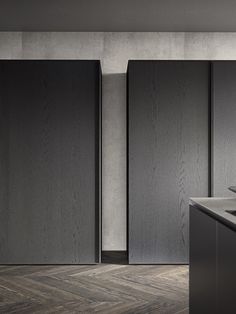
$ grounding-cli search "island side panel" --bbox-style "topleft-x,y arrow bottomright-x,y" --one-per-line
189,205 -> 217,314
218,222 -> 236,313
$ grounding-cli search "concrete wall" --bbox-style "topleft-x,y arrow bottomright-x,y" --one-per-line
1,32 -> 236,250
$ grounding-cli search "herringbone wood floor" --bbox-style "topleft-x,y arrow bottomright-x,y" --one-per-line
0,253 -> 189,314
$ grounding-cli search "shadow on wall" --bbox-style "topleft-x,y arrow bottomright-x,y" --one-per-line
102,73 -> 127,251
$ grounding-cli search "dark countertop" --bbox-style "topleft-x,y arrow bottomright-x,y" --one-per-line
190,197 -> 236,231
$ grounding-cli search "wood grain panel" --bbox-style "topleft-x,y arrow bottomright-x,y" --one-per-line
128,61 -> 210,264
0,60 -> 101,264
212,61 -> 236,196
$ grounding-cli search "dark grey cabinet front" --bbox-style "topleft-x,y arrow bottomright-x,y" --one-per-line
0,61 -> 101,264
189,206 -> 217,314
190,205 -> 236,314
218,223 -> 236,313
212,62 -> 236,197
128,61 -> 210,264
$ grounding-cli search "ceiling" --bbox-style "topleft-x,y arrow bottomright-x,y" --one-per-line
1,0 -> 236,32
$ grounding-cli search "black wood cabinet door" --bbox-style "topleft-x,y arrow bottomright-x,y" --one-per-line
212,61 -> 236,197
0,61 -> 101,264
128,61 -> 210,264
189,206 -> 217,314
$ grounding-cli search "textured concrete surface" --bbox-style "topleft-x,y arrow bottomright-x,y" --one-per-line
1,32 -> 236,250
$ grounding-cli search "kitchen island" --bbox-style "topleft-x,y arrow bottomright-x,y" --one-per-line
190,198 -> 236,314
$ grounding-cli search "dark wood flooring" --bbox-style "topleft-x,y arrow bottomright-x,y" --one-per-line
0,252 -> 189,313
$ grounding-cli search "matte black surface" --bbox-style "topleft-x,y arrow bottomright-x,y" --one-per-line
0,60 -> 101,264
189,205 -> 217,314
190,202 -> 236,314
212,62 -> 236,197
218,223 -> 236,313
1,0 -> 236,31
128,61 -> 210,264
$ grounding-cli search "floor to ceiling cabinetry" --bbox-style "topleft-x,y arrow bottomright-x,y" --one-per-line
212,61 -> 236,197
0,60 -> 101,264
128,61 -> 210,264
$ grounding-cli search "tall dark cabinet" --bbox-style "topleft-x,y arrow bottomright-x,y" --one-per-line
0,60 -> 101,264
212,61 -> 236,197
128,61 -> 210,264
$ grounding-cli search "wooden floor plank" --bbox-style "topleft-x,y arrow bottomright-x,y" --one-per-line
0,258 -> 189,313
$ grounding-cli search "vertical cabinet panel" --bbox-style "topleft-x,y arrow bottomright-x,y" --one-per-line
218,223 -> 236,313
190,205 -> 236,314
189,206 -> 217,314
128,61 -> 209,263
0,61 -> 101,264
212,62 -> 236,196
